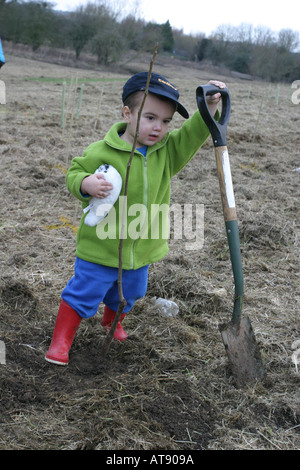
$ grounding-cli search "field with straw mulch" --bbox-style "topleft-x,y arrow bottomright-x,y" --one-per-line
0,48 -> 299,451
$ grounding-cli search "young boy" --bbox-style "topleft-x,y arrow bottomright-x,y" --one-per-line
45,72 -> 226,365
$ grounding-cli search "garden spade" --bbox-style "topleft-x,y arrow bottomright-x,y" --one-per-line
196,84 -> 265,387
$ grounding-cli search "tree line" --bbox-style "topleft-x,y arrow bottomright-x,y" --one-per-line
0,0 -> 299,82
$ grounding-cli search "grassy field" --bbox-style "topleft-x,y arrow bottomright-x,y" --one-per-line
0,50 -> 299,450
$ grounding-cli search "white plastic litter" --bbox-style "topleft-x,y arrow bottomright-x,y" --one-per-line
83,164 -> 122,227
152,297 -> 179,317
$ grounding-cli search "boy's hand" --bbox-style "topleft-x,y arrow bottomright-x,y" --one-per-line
81,173 -> 113,198
206,80 -> 227,116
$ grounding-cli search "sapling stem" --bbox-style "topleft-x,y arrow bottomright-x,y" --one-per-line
100,45 -> 158,358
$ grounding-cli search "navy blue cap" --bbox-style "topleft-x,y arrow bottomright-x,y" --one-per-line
122,72 -> 189,119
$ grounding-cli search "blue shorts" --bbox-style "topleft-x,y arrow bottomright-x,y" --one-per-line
61,257 -> 149,318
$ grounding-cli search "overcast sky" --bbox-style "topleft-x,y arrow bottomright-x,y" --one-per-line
52,0 -> 300,37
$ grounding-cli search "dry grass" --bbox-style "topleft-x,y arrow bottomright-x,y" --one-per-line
0,50 -> 299,450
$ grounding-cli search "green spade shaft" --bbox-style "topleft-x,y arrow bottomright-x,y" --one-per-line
215,145 -> 244,325
196,85 -> 244,325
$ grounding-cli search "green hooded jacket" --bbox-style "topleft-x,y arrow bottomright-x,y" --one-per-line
66,110 -> 211,270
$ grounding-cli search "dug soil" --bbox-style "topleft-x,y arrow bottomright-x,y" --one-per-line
0,47 -> 299,450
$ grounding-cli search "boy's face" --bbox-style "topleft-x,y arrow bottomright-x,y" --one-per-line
121,93 -> 175,148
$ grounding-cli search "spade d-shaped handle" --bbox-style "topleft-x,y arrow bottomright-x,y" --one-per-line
196,84 -> 231,147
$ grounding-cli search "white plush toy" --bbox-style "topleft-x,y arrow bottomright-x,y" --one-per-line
83,164 -> 122,227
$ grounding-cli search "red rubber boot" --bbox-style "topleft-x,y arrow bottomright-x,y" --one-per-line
101,306 -> 128,342
45,299 -> 82,366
